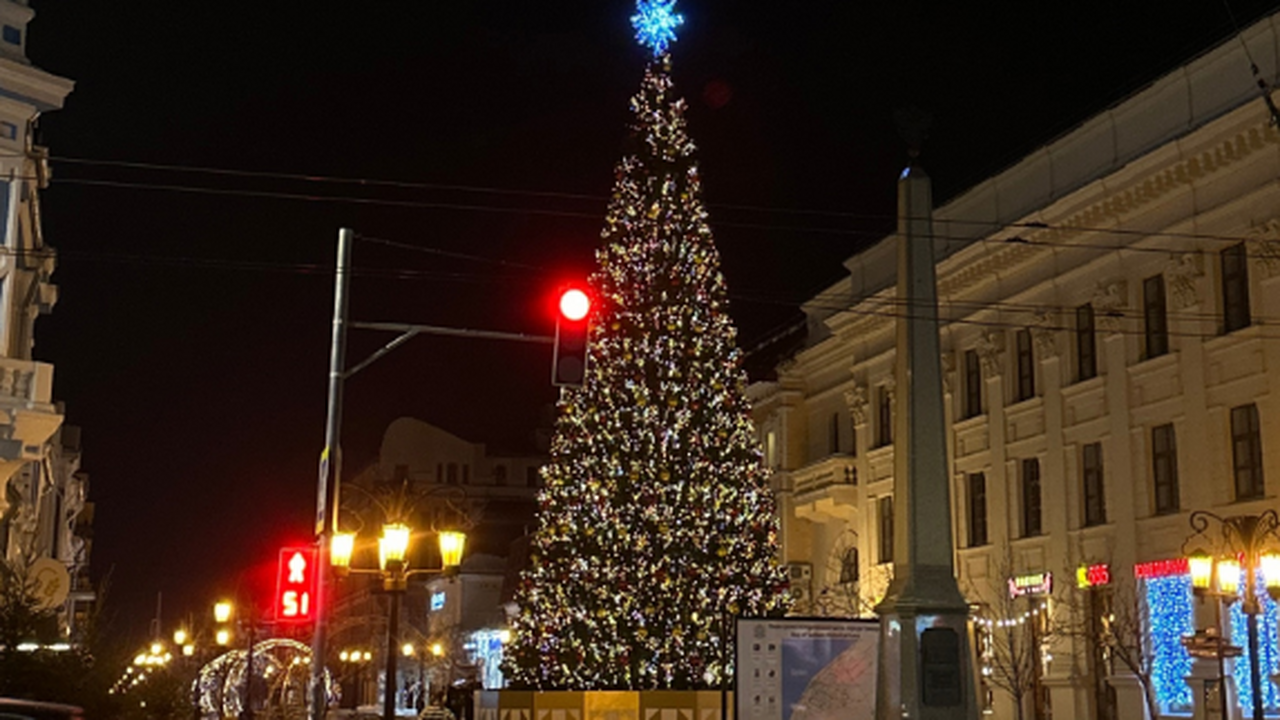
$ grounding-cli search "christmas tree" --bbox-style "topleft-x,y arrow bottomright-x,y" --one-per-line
505,0 -> 789,691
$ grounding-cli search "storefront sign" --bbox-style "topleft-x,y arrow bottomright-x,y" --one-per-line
1007,571 -> 1052,599
1076,563 -> 1111,588
1134,558 -> 1188,579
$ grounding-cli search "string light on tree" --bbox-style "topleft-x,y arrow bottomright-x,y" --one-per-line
504,0 -> 788,691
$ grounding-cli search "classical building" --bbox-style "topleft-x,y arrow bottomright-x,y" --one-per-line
750,10 -> 1280,720
375,417 -> 543,557
0,0 -> 90,641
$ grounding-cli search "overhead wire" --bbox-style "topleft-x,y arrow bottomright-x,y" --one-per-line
25,155 -> 1280,341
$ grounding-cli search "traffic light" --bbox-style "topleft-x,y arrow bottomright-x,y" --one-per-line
275,546 -> 317,622
553,287 -> 592,387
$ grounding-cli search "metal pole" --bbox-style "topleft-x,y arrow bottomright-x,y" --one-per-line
242,616 -> 256,720
312,227 -> 354,720
384,590 -> 402,720
1248,609 -> 1264,720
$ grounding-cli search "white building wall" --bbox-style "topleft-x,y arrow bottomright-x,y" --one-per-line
750,9 -> 1280,719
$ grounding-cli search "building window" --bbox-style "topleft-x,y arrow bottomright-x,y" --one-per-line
1231,403 -> 1264,500
1076,303 -> 1097,381
877,385 -> 893,447
0,181 -> 10,247
0,123 -> 15,141
446,463 -> 458,485
1082,442 -> 1106,527
878,496 -> 894,564
830,413 -> 841,454
1143,274 -> 1169,359
2,26 -> 20,46
967,472 -> 988,547
1221,243 -> 1251,333
1015,329 -> 1035,402
1152,424 -> 1179,515
462,465 -> 470,485
839,547 -> 859,585
963,349 -> 982,418
1022,458 -> 1042,537
494,465 -> 508,486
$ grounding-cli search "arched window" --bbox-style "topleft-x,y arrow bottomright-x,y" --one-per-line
839,547 -> 859,585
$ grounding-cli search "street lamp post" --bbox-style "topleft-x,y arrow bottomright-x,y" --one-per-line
1184,509 -> 1280,720
309,227 -> 552,720
331,522 -> 466,720
216,599 -> 261,720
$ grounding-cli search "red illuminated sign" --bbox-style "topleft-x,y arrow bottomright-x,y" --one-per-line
276,546 -> 317,622
1133,557 -> 1189,579
1076,563 -> 1111,588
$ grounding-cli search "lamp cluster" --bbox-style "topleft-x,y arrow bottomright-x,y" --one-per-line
1188,550 -> 1280,605
329,524 -> 466,579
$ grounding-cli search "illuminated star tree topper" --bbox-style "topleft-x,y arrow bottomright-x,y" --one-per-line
631,0 -> 684,57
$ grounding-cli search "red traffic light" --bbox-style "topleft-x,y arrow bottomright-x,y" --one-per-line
559,288 -> 591,322
553,286 -> 592,387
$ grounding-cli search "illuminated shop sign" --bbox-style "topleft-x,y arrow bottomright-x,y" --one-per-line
1133,558 -> 1189,579
1076,564 -> 1111,588
1007,571 -> 1052,599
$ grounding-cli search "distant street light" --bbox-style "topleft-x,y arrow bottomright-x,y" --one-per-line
330,523 -> 467,720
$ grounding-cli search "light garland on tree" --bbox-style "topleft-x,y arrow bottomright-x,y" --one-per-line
503,1 -> 788,692
1145,573 -> 1194,713
1227,569 -> 1280,714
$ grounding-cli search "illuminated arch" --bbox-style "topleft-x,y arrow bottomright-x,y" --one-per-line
195,638 -> 337,718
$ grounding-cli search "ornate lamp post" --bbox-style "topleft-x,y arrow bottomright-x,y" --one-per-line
1184,509 -> 1280,720
331,523 -> 466,720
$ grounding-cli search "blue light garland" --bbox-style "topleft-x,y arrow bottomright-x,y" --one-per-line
1146,574 -> 1194,713
1227,570 -> 1280,717
631,0 -> 684,57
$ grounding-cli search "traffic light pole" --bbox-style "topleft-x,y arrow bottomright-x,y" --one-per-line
311,227 -> 352,720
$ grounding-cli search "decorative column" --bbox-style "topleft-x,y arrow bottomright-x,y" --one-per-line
874,161 -> 978,720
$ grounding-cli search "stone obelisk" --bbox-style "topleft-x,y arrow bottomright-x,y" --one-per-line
874,158 -> 979,720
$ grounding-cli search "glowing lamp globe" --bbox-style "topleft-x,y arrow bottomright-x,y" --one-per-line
1187,551 -> 1214,592
379,523 -> 412,571
1217,558 -> 1241,597
214,601 -> 233,624
1263,553 -> 1280,601
438,530 -> 467,569
330,531 -> 356,570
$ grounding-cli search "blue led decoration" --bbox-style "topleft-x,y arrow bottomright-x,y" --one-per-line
1146,573 -> 1194,713
1227,570 -> 1280,717
631,0 -> 684,57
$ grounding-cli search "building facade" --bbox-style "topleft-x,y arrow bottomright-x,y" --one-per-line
329,419 -> 542,712
750,10 -> 1280,720
377,417 -> 543,557
0,0 -> 90,641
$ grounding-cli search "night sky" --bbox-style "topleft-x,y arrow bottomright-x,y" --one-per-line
21,0 -> 1280,643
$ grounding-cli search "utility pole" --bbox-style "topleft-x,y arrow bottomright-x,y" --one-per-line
311,227 -> 353,720
874,159 -> 978,720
